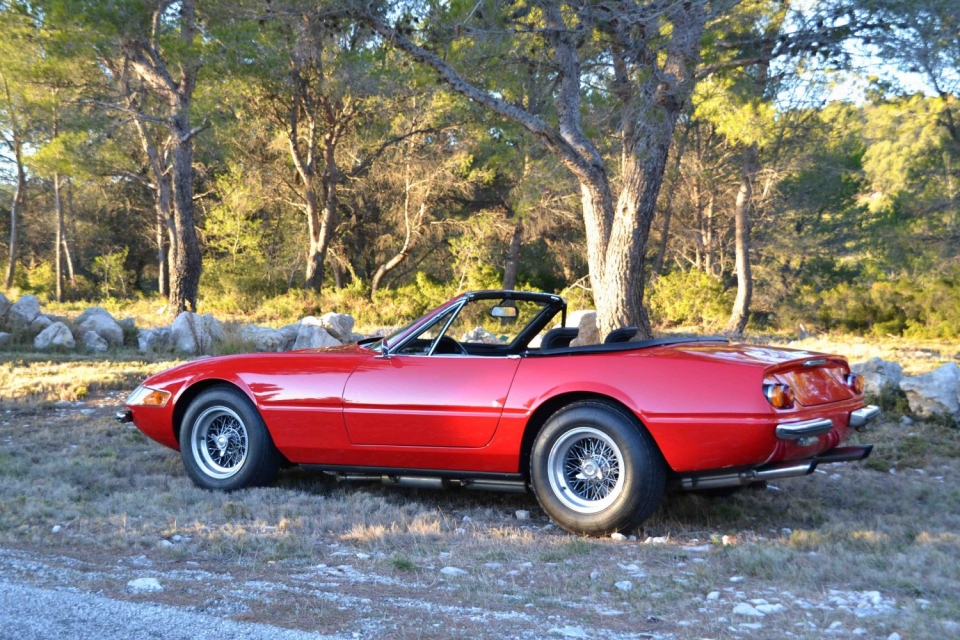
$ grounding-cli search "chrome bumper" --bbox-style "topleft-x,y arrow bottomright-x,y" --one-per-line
115,409 -> 133,424
849,405 -> 881,430
775,417 -> 834,440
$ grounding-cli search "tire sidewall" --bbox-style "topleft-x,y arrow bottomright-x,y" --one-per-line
530,402 -> 664,535
179,386 -> 276,491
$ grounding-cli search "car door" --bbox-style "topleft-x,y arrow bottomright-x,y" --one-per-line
342,354 -> 521,448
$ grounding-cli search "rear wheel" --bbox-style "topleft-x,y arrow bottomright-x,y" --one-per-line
530,400 -> 665,535
180,385 -> 280,491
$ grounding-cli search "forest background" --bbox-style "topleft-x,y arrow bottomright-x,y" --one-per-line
1,0 -> 958,338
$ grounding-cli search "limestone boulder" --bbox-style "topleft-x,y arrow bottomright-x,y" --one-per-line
851,357 -> 904,396
293,321 -> 340,350
0,292 -> 10,318
29,314 -> 53,335
278,322 -> 302,351
76,307 -> 124,347
318,312 -> 356,343
0,332 -> 9,347
899,363 -> 960,416
138,327 -> 172,353
83,330 -> 109,353
241,325 -> 286,353
8,295 -> 40,330
568,311 -> 599,347
34,322 -> 76,351
461,327 -> 499,344
171,312 -> 220,354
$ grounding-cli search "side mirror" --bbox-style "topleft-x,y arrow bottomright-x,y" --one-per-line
377,334 -> 391,359
490,305 -> 518,319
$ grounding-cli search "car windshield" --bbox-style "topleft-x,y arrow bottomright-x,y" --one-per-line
359,299 -> 460,352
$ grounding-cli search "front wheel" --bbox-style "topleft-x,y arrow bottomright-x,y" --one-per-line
530,401 -> 665,535
179,385 -> 280,491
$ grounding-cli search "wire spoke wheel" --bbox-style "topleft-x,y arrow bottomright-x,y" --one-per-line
191,406 -> 249,480
547,426 -> 625,514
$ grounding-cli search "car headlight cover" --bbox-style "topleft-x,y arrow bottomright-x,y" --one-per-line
126,385 -> 171,407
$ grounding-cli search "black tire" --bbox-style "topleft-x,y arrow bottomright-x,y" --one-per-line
529,400 -> 666,536
179,385 -> 281,491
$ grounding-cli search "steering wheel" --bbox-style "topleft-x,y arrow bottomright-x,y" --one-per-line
434,335 -> 467,355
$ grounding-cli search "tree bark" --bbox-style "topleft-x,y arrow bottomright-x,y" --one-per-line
726,142 -> 759,335
3,144 -> 24,290
53,173 -> 65,302
502,219 -> 523,291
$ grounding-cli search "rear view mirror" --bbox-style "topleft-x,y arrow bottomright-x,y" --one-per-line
490,305 -> 518,319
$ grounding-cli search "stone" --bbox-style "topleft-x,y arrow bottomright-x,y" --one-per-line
278,322 -> 302,351
34,322 -> 76,350
548,626 -> 587,638
0,291 -> 9,317
119,318 -> 137,345
171,312 -> 215,354
127,577 -> 163,592
51,525 -> 61,534
515,510 -> 530,520
7,294 -> 40,330
461,326 -> 500,344
240,325 -> 287,352
851,357 -> 904,396
439,566 -> 467,577
0,332 -> 9,347
29,314 -> 52,334
755,603 -> 785,614
590,571 -> 601,580
610,532 -> 627,541
569,311 -> 599,347
733,603 -> 765,617
615,580 -> 634,592
202,313 -> 225,342
707,591 -> 721,601
138,327 -> 171,353
899,363 -> 960,416
83,330 -> 109,353
293,322 -> 340,350
76,307 -> 124,346
319,312 -> 355,342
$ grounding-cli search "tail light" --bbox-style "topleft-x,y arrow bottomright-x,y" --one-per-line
846,373 -> 865,395
763,383 -> 794,409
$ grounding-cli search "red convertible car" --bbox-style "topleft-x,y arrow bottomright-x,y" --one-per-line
120,290 -> 878,535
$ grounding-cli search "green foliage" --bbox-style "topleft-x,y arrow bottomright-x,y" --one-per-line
91,248 -> 134,299
649,270 -> 733,328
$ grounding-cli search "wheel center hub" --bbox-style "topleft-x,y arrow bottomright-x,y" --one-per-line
581,460 -> 599,479
216,434 -> 229,449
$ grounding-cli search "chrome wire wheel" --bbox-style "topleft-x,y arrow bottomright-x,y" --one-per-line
190,406 -> 249,480
547,426 -> 625,514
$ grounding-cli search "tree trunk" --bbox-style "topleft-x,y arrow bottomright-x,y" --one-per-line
726,143 -> 759,335
303,179 -> 325,291
63,182 -> 76,286
4,151 -> 24,290
53,173 -> 64,303
156,208 -> 169,297
305,142 -> 341,292
502,219 -> 523,291
169,121 -> 202,314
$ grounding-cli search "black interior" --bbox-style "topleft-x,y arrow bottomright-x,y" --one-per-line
604,326 -> 638,343
540,327 -> 580,350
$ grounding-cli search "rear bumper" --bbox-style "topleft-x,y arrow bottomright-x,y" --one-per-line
678,444 -> 873,490
775,404 -> 881,442
849,405 -> 881,430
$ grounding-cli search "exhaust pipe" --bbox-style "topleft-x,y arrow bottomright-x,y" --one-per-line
680,459 -> 818,490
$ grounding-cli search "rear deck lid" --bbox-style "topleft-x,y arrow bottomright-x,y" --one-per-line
769,358 -> 854,406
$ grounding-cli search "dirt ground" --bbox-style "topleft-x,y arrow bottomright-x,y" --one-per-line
0,352 -> 958,638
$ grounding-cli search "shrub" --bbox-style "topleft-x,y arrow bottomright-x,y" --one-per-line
649,269 -> 732,328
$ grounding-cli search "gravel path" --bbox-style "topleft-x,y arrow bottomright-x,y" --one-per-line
0,580 -> 338,640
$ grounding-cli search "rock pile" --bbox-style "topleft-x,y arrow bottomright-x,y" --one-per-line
852,357 -> 960,418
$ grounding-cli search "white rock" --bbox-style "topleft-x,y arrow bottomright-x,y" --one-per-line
241,325 -> 286,352
729,576 -> 745,583
590,571 -> 601,580
0,292 -> 9,317
278,322 -> 302,351
0,332 -> 10,347
568,311 -> 599,347
76,307 -> 124,346
851,357 -> 904,395
899,363 -> 960,416
82,330 -> 109,353
515,510 -> 530,520
171,312 -> 217,354
7,294 -> 40,330
319,312 -> 356,342
439,566 -> 467,577
29,314 -> 52,334
157,539 -> 174,548
293,323 -> 340,350
733,603 -> 765,617
548,626 -> 587,638
887,634 -> 901,640
644,536 -> 668,545
461,326 -> 500,344
614,580 -> 633,592
739,622 -> 763,630
51,525 -> 61,533
138,327 -> 171,353
202,313 -> 225,342
610,532 -> 626,541
484,562 -> 502,569
127,577 -> 163,592
756,603 -> 785,614
34,322 -> 76,350
707,591 -> 721,601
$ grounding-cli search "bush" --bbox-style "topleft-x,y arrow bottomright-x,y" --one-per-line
649,269 -> 732,328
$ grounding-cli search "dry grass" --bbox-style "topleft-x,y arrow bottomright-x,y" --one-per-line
0,341 -> 958,638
